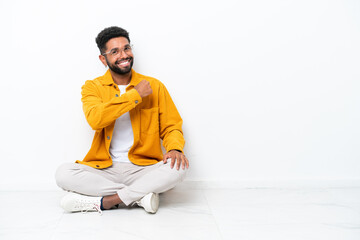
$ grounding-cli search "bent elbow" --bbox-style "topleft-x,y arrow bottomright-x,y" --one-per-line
88,121 -> 102,131
85,111 -> 103,131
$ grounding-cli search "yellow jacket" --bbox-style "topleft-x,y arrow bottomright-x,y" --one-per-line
76,69 -> 185,169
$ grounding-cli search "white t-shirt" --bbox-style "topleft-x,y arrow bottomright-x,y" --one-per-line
109,85 -> 134,163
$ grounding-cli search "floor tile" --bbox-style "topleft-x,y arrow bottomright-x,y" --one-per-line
51,188 -> 222,240
203,188 -> 360,240
1,187 -> 360,240
0,191 -> 64,240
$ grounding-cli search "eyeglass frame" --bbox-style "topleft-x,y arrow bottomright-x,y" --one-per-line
102,44 -> 133,57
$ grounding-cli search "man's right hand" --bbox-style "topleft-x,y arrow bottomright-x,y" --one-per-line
134,80 -> 152,98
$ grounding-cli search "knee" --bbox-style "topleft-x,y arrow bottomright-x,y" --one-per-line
164,162 -> 188,183
177,166 -> 188,182
55,163 -> 75,190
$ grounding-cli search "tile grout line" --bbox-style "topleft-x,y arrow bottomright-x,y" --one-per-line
201,189 -> 225,240
49,209 -> 65,239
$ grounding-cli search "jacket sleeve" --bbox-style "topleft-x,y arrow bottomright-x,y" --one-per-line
81,80 -> 142,130
158,83 -> 185,152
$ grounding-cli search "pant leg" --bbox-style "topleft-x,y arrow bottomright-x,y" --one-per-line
55,162 -> 127,197
55,161 -> 188,206
117,161 -> 187,205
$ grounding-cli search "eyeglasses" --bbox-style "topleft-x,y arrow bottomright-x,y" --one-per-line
102,44 -> 133,57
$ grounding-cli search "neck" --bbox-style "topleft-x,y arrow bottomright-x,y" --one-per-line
110,70 -> 132,85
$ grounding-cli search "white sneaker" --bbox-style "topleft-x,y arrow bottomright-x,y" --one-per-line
136,193 -> 159,214
60,192 -> 102,214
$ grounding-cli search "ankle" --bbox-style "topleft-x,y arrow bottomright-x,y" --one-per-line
101,194 -> 123,210
100,197 -> 105,210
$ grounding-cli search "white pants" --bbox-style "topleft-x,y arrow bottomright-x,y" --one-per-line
55,161 -> 187,206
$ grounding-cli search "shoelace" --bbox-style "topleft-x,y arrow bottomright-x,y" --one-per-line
76,201 -> 103,215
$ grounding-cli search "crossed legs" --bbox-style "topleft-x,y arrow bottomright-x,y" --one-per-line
55,161 -> 187,210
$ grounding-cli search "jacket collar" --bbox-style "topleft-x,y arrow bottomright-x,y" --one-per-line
100,69 -> 141,87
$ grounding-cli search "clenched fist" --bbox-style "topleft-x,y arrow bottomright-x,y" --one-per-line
134,80 -> 152,98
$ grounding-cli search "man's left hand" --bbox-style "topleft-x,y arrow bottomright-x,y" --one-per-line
163,150 -> 189,170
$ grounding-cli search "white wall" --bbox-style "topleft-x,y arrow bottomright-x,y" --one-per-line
0,0 -> 359,190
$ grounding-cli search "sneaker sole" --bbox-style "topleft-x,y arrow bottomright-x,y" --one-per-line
150,193 -> 160,213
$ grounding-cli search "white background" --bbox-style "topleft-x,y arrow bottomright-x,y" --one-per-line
0,0 -> 359,190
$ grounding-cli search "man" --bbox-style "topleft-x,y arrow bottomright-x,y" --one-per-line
55,26 -> 189,214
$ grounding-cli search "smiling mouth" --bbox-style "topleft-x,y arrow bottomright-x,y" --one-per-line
116,58 -> 132,67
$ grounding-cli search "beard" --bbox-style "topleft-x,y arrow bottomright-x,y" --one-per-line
106,56 -> 134,75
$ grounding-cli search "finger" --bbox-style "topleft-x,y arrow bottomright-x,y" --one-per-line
170,157 -> 176,169
183,156 -> 188,169
180,155 -> 186,170
164,154 -> 172,164
184,156 -> 189,169
176,154 -> 181,170
163,152 -> 168,163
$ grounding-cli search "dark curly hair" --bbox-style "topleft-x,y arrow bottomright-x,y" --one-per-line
95,26 -> 130,54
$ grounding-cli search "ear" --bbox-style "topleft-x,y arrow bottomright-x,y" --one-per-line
99,54 -> 107,67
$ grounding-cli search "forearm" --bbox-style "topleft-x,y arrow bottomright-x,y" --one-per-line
158,83 -> 185,152
83,88 -> 142,130
162,128 -> 185,153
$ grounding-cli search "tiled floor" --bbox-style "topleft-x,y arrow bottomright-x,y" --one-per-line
1,183 -> 360,240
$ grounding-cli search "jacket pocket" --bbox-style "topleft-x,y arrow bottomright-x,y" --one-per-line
140,107 -> 160,134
